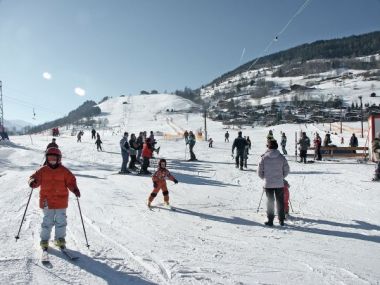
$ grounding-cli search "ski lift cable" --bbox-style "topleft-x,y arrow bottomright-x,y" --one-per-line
247,0 -> 312,71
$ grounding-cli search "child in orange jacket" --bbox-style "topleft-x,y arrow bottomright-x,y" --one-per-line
148,158 -> 178,207
29,147 -> 80,249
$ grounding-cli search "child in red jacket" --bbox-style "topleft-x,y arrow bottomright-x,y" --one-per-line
283,179 -> 290,217
148,158 -> 178,207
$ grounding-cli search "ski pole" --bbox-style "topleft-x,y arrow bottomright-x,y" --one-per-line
289,198 -> 295,213
76,197 -> 90,248
256,189 -> 265,213
15,188 -> 34,241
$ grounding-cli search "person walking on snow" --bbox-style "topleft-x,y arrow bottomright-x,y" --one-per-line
128,133 -> 139,171
267,130 -> 274,141
232,131 -> 247,170
95,134 -> 103,151
77,130 -> 83,142
46,138 -> 58,150
28,147 -> 81,250
349,133 -> 358,153
258,139 -> 290,226
91,128 -> 96,140
147,158 -> 178,208
208,138 -> 213,148
225,131 -> 229,142
140,138 -> 154,174
187,131 -> 197,161
280,133 -> 287,155
119,132 -> 130,174
313,133 -> 322,161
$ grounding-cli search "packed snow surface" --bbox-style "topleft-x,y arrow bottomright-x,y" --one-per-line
1,94 -> 379,284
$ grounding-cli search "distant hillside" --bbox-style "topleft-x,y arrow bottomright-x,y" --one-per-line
28,101 -> 101,134
210,31 -> 380,86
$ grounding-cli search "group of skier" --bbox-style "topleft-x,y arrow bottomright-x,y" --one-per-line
231,131 -> 251,170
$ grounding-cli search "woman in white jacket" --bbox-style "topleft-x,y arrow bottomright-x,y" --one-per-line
258,139 -> 290,226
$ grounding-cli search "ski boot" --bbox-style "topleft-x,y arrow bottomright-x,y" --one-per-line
264,220 -> 274,227
54,238 -> 66,249
40,240 -> 49,250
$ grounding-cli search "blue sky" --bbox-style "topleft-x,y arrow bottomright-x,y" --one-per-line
0,0 -> 379,123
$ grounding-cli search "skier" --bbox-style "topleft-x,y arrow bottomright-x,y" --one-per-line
298,132 -> 310,163
46,138 -> 58,150
77,130 -> 83,142
283,179 -> 290,218
187,131 -> 197,161
280,133 -> 287,155
323,133 -> 332,147
95,134 -> 102,151
232,131 -> 247,170
119,132 -> 130,174
225,131 -> 229,142
208,138 -> 213,148
28,147 -> 80,250
258,139 -> 290,226
128,133 -> 139,171
313,133 -> 322,161
349,133 -> 358,153
91,128 -> 96,140
372,133 -> 380,181
147,158 -> 178,208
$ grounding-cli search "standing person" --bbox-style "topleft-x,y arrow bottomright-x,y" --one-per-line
208,138 -> 213,148
91,128 -> 96,140
323,133 -> 332,147
267,130 -> 274,141
95,134 -> 103,151
225,131 -> 229,142
313,133 -> 322,161
280,133 -> 287,155
136,132 -> 144,164
298,132 -> 310,163
149,131 -> 157,146
128,133 -> 138,171
232,131 -> 247,170
46,138 -> 58,150
140,138 -> 154,174
246,136 -> 252,154
372,133 -> 380,181
77,131 -> 83,142
147,158 -> 178,208
119,132 -> 130,174
258,139 -> 290,226
28,147 -> 81,250
187,131 -> 197,161
349,133 -> 358,153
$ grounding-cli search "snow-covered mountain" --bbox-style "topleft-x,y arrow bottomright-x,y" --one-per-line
4,119 -> 34,132
1,94 -> 379,284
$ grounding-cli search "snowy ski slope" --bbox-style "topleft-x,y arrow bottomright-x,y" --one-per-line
1,94 -> 379,285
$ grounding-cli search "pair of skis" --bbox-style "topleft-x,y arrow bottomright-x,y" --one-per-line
41,246 -> 79,266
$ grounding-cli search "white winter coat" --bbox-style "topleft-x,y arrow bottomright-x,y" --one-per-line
258,149 -> 290,188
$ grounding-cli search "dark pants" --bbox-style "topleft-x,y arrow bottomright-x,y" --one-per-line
140,157 -> 150,173
129,155 -> 137,169
96,144 -> 102,151
281,145 -> 287,155
235,151 -> 244,168
265,188 -> 285,222
189,145 -> 196,160
315,147 -> 322,160
92,134 -> 96,139
300,150 -> 307,163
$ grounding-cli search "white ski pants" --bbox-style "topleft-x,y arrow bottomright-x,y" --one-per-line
40,208 -> 67,241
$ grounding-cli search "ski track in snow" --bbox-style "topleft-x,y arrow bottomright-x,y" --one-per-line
1,94 -> 380,284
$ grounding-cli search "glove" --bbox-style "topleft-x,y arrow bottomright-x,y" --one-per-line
153,181 -> 158,188
73,188 -> 81,198
173,179 -> 178,184
28,178 -> 37,188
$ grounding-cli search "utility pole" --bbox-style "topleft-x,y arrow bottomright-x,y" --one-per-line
203,108 -> 207,141
0,80 -> 4,133
358,95 -> 364,138
340,98 -> 343,134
